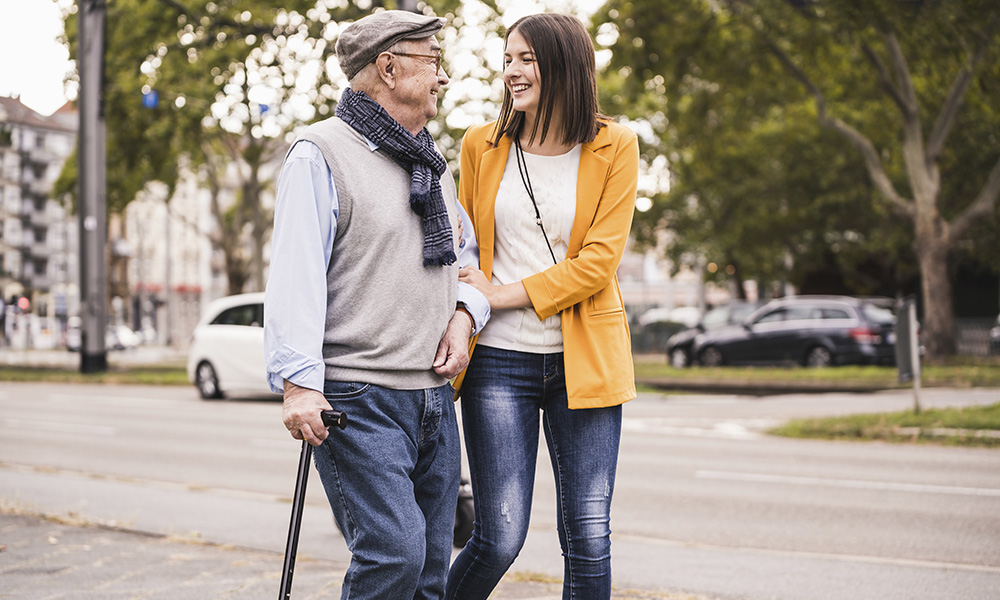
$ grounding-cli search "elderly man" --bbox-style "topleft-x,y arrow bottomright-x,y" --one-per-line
263,10 -> 488,600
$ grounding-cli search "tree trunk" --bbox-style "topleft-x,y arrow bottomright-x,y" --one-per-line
914,228 -> 955,357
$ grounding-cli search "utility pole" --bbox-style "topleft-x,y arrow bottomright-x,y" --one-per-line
77,0 -> 108,372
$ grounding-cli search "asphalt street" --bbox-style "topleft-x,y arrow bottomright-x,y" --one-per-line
1,380 -> 999,599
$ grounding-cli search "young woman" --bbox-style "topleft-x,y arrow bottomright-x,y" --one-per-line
447,13 -> 639,600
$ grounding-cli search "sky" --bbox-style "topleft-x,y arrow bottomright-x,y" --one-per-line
0,0 -> 76,116
0,0 -> 605,117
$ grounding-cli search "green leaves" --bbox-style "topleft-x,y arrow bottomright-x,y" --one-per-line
596,0 -> 999,301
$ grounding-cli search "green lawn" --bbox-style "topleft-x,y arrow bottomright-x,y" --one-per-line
770,402 -> 1000,448
633,356 -> 1000,389
0,365 -> 189,386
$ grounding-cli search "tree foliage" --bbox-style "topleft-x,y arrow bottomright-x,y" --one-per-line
57,0 -> 475,295
594,0 -> 1000,355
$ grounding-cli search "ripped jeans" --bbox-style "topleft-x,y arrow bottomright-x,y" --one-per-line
445,345 -> 622,600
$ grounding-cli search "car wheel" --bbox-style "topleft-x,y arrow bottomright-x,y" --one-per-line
699,346 -> 724,367
805,346 -> 833,368
669,348 -> 689,369
195,361 -> 224,399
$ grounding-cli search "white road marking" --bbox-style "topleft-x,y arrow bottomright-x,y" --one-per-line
623,418 -> 767,439
695,469 -> 1000,497
3,419 -> 116,436
612,532 -> 1000,574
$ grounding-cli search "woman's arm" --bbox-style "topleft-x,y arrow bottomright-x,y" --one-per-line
458,267 -> 530,309
522,127 -> 640,320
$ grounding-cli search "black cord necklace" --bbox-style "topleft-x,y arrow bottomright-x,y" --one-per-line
513,136 -> 558,265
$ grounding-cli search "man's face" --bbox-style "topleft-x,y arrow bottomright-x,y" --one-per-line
387,36 -> 448,131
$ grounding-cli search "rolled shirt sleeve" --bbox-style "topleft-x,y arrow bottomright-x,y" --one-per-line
264,141 -> 337,394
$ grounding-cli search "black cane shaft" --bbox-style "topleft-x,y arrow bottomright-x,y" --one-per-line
278,410 -> 346,599
279,440 -> 312,599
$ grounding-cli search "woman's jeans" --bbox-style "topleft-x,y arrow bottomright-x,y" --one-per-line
313,380 -> 460,600
445,345 -> 623,600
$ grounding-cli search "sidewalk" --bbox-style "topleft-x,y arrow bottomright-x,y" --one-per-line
0,511 -> 690,600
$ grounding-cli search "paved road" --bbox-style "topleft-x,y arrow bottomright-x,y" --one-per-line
1,382 -> 999,599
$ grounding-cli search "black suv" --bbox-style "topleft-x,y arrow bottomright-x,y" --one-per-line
665,301 -> 762,368
691,295 -> 897,367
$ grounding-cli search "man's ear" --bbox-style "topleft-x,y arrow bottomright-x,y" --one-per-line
374,53 -> 396,89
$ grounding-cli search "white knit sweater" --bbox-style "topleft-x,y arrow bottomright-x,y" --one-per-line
477,144 -> 581,354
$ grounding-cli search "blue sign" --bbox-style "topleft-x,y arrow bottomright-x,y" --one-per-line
142,90 -> 159,109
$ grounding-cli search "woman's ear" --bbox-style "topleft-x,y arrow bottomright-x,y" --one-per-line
375,53 -> 396,89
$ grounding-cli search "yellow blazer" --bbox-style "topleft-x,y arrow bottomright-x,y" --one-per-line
457,120 -> 639,409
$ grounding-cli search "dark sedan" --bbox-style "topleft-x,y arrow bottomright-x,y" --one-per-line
665,301 -> 762,368
691,296 -> 897,367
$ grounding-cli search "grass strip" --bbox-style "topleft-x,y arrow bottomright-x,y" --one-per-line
770,402 -> 1000,448
0,365 -> 189,386
633,357 -> 1000,388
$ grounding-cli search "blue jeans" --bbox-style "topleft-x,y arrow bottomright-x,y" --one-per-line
314,381 -> 460,600
445,345 -> 622,600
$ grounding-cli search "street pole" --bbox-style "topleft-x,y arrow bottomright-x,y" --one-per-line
908,301 -> 922,414
77,0 -> 108,372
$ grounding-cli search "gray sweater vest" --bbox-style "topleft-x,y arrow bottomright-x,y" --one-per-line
296,117 -> 459,390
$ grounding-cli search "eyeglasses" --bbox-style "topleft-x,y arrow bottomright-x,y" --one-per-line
389,51 -> 443,75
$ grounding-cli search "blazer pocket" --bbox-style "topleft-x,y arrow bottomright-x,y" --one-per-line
587,278 -> 624,317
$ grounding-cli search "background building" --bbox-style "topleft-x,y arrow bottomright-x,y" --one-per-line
0,96 -> 78,349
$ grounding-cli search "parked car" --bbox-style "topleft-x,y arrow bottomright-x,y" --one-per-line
187,292 -> 275,399
665,301 -> 763,368
107,324 -> 142,350
65,316 -> 82,351
691,295 -> 897,368
991,314 -> 1000,355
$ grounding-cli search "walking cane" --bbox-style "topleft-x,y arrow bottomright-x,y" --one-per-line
279,409 -> 348,600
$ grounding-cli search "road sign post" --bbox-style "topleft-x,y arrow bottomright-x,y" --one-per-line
894,299 -> 921,413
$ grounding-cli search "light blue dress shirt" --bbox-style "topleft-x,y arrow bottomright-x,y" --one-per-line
264,139 -> 490,394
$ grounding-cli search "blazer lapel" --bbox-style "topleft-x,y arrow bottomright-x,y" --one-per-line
475,136 -> 511,278
569,126 -> 613,256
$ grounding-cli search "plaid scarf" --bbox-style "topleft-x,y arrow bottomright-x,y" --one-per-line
335,88 -> 456,267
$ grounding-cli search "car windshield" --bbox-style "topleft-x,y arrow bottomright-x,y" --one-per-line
701,307 -> 730,328
862,303 -> 895,325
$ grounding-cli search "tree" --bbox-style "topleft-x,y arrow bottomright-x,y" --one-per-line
595,0 -> 1000,356
57,0 -> 487,297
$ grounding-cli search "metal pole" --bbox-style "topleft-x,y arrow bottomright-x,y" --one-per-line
77,0 -> 108,372
909,302 -> 922,414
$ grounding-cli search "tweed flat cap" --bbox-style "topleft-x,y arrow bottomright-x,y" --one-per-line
336,10 -> 446,80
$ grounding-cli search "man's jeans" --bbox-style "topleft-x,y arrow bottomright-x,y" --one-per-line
445,345 -> 622,600
314,381 -> 460,600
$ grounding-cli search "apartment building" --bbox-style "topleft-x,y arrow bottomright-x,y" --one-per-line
0,96 -> 78,348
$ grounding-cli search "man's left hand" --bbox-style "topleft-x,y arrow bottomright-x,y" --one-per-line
433,309 -> 473,378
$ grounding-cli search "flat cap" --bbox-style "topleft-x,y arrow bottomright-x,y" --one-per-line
336,10 -> 446,80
